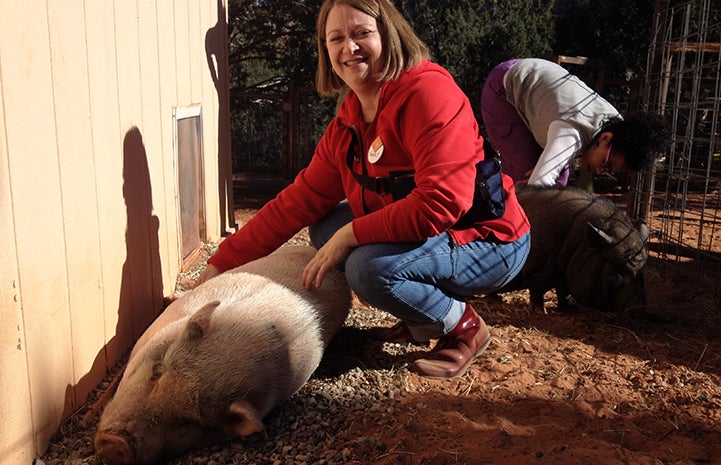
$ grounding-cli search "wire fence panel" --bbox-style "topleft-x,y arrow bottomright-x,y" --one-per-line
636,0 -> 721,304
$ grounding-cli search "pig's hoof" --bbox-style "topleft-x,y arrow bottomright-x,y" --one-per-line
95,432 -> 135,465
557,294 -> 580,313
531,302 -> 547,314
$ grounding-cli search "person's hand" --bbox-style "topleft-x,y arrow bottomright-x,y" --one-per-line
195,263 -> 220,288
302,223 -> 358,289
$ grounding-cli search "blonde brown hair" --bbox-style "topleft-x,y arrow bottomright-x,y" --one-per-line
315,0 -> 430,97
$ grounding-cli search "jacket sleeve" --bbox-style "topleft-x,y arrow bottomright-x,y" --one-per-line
528,120 -> 583,186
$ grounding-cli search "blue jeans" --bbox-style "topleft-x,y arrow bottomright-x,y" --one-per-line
309,202 -> 531,340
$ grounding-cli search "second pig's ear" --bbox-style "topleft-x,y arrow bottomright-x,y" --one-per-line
184,300 -> 221,340
635,219 -> 649,242
225,400 -> 265,437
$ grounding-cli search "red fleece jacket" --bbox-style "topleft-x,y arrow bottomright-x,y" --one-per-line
209,60 -> 530,272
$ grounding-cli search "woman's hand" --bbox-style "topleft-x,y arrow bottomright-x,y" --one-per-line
303,223 -> 358,289
195,263 -> 220,288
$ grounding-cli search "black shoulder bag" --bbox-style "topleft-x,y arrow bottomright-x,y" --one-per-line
453,156 -> 505,228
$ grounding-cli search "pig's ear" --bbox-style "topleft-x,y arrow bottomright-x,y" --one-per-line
635,220 -> 649,242
585,222 -> 614,251
225,400 -> 265,437
184,300 -> 221,340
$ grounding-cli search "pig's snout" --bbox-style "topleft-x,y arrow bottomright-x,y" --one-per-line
95,431 -> 135,465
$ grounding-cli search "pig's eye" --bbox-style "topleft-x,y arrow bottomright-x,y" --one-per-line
150,362 -> 163,381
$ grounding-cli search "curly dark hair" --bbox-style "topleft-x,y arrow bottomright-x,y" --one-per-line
599,112 -> 670,171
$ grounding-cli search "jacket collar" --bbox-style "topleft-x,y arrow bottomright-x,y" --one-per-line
335,59 -> 436,127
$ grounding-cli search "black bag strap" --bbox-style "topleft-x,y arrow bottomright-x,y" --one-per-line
345,128 -> 415,198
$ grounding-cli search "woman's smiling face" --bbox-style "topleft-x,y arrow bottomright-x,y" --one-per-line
324,3 -> 383,94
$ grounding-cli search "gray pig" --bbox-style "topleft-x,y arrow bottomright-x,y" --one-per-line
94,245 -> 352,465
499,185 -> 649,313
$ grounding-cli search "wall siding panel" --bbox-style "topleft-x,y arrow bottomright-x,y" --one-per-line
3,0 -> 75,451
201,0 -> 222,236
138,0 -> 176,301
83,0 -> 128,368
0,1 -> 229,463
47,0 -> 107,413
156,0 -> 183,276
114,0 -> 159,345
188,1 -> 204,105
0,38 -> 35,465
174,0 -> 193,104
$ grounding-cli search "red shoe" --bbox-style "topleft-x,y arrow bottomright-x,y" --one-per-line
367,321 -> 417,344
409,305 -> 491,379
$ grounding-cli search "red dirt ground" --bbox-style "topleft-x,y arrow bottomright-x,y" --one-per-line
226,175 -> 721,465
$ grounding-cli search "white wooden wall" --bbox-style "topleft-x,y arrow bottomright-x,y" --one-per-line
0,1 -> 231,463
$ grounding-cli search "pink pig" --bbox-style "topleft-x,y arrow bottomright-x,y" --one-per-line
94,245 -> 352,465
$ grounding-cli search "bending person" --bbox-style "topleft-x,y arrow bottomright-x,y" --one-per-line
481,58 -> 667,186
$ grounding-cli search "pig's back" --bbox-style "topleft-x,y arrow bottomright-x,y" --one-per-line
516,185 -> 619,270
225,245 -> 351,345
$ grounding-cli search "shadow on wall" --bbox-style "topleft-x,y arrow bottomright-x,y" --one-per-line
206,0 -> 235,234
62,127 -> 164,421
118,126 -> 164,345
